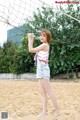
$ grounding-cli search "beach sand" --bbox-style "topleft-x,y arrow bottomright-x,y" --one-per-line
0,79 -> 80,120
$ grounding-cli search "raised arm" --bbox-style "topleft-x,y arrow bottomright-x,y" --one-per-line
28,33 -> 46,53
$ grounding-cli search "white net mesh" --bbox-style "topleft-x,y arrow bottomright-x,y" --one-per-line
0,0 -> 46,27
0,0 -> 80,29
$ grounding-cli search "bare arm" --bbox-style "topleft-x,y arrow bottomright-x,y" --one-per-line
28,33 -> 46,53
28,43 -> 47,53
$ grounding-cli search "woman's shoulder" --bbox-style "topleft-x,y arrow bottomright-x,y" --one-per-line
42,43 -> 49,46
42,43 -> 49,52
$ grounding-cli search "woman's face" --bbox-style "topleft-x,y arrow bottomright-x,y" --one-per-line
40,32 -> 47,43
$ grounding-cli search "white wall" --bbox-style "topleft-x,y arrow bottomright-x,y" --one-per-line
0,73 -> 36,80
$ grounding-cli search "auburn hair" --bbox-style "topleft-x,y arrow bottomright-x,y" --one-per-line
40,29 -> 52,43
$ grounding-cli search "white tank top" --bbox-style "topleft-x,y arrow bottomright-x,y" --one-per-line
37,51 -> 49,63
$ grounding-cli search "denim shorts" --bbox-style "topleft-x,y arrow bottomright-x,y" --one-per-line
36,59 -> 50,80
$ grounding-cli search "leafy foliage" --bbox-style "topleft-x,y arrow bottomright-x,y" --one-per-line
24,5 -> 80,77
11,37 -> 35,74
0,41 -> 17,73
0,5 -> 80,78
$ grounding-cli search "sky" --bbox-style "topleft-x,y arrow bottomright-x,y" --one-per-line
0,0 -> 80,46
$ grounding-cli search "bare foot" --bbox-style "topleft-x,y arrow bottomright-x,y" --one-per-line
54,109 -> 60,119
36,112 -> 47,118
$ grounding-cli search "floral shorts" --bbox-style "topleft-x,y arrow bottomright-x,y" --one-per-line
36,59 -> 50,80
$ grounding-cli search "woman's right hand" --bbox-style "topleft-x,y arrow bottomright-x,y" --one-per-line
27,33 -> 34,41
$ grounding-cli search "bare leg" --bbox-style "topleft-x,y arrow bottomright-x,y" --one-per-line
41,79 -> 59,114
36,79 -> 47,118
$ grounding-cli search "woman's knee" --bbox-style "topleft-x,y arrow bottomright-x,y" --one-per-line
43,80 -> 51,92
38,79 -> 46,95
40,90 -> 46,97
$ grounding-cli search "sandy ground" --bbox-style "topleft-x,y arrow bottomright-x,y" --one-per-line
0,79 -> 80,120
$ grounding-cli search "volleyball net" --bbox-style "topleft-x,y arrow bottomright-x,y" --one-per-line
0,0 -> 80,31
0,0 -> 45,27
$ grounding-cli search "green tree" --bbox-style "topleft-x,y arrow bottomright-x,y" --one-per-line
11,36 -> 35,74
0,5 -> 80,78
0,41 -> 17,73
24,5 -> 80,77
